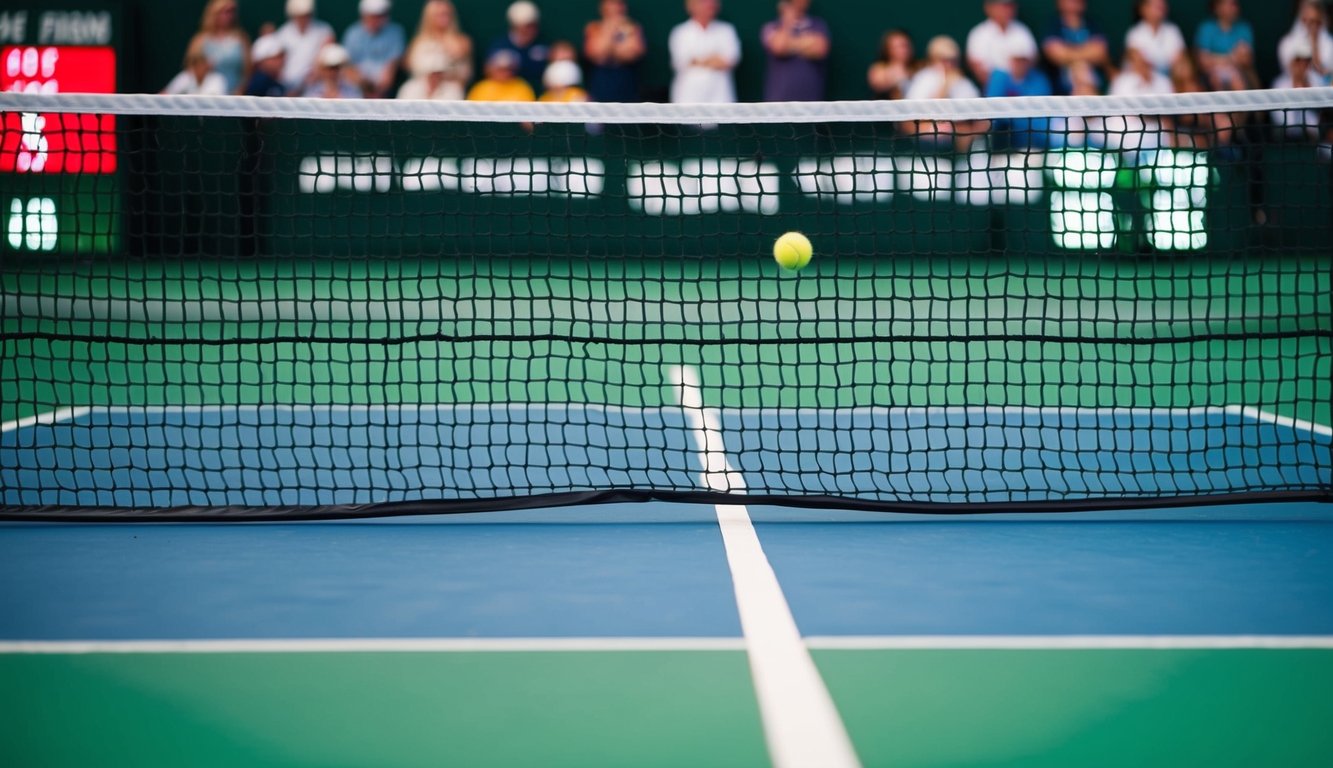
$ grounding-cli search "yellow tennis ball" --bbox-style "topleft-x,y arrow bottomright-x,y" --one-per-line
773,231 -> 813,271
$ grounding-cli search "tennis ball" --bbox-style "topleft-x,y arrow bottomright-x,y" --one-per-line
773,231 -> 813,271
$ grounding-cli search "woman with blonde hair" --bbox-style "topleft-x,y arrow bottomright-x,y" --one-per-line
185,0 -> 251,94
405,0 -> 473,94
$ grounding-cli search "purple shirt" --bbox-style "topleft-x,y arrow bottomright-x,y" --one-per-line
761,15 -> 829,101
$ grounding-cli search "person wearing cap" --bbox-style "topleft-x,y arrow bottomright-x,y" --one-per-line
584,0 -> 646,103
760,0 -> 830,102
1278,0 -> 1333,78
487,1 -> 550,93
1123,0 -> 1185,77
300,43 -> 363,98
275,0 -> 335,91
668,0 -> 741,105
397,49 -> 463,99
405,0 -> 472,92
539,60 -> 589,102
984,34 -> 1051,149
1271,37 -> 1330,141
1041,0 -> 1108,95
244,34 -> 288,97
965,0 -> 1038,88
343,0 -> 406,98
162,49 -> 229,95
902,36 -> 987,152
467,49 -> 536,101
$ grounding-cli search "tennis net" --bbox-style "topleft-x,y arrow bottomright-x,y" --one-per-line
1,89 -> 1331,519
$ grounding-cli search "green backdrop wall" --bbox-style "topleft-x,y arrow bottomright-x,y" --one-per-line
124,0 -> 1303,98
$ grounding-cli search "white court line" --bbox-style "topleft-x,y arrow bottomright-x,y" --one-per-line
0,637 -> 747,654
669,365 -> 861,768
0,407 -> 92,434
805,635 -> 1333,650
1226,405 -> 1333,439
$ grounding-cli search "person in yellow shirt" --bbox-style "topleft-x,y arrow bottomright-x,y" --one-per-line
467,49 -> 536,101
539,60 -> 589,102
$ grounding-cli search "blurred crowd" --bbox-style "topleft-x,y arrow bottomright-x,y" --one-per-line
163,0 -> 1332,145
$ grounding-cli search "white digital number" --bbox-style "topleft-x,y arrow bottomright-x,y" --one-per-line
6,197 -> 58,251
16,112 -> 48,173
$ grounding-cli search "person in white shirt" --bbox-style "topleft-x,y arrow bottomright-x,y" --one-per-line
1278,0 -> 1333,79
397,49 -> 463,100
903,35 -> 988,152
1124,0 -> 1185,75
1105,46 -> 1173,152
668,0 -> 741,104
275,0 -> 335,92
162,50 -> 229,95
965,0 -> 1038,88
1271,38 -> 1329,141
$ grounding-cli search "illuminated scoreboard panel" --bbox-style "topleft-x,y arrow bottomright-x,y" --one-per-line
0,5 -> 120,254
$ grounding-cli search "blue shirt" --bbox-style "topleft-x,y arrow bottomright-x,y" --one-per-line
1194,19 -> 1253,55
244,70 -> 286,97
985,68 -> 1052,149
343,21 -> 407,82
1042,15 -> 1104,48
487,34 -> 550,92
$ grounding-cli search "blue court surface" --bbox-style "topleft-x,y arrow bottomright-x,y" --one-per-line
2,403 -> 1329,507
3,403 -> 1333,767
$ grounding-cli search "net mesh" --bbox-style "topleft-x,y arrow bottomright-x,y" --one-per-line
1,91 -> 1331,518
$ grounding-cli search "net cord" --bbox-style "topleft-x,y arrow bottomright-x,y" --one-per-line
2,87 -> 1331,124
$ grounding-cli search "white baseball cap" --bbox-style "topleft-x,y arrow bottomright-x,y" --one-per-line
359,0 -> 390,15
543,60 -> 582,89
1006,33 -> 1038,61
1287,36 -> 1315,62
251,35 -> 284,61
507,1 -> 540,26
286,0 -> 314,17
318,43 -> 349,68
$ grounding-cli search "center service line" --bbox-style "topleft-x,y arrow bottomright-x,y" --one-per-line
669,365 -> 861,768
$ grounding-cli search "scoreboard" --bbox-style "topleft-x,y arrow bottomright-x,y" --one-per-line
0,2 -> 120,253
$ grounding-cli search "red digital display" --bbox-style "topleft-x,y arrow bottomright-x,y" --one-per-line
1,46 -> 117,174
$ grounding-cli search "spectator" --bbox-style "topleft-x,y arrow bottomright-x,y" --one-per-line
1106,46 -> 1173,152
405,0 -> 472,95
903,35 -> 988,151
966,0 -> 1038,88
275,0 -> 335,92
397,50 -> 462,99
300,43 -> 362,98
761,0 -> 830,102
540,60 -> 590,101
243,34 -> 287,96
467,49 -> 537,101
1271,37 -> 1329,140
1278,0 -> 1333,78
163,50 -> 229,95
1125,0 -> 1186,76
185,0 -> 250,95
1050,63 -> 1108,147
1110,45 -> 1173,96
549,40 -> 579,63
342,0 -> 406,98
488,1 -> 550,93
985,35 -> 1052,149
1171,58 -> 1233,147
584,0 -> 646,103
1041,0 -> 1109,94
1195,0 -> 1256,90
668,0 -> 741,104
867,29 -> 918,100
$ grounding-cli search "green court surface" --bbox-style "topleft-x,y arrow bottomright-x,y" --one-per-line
3,648 -> 1331,768
3,253 -> 1329,423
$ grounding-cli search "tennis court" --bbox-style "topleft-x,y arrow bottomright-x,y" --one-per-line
3,92 -> 1333,766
